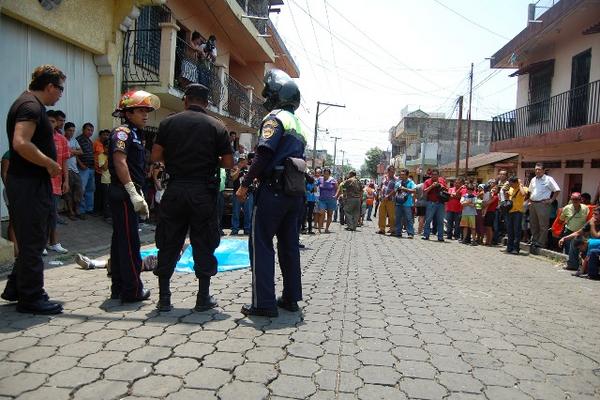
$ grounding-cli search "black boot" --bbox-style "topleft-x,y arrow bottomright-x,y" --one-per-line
194,278 -> 217,311
157,277 -> 172,312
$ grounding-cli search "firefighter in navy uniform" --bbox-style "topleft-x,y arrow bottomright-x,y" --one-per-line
108,90 -> 160,302
151,84 -> 233,312
236,69 -> 306,317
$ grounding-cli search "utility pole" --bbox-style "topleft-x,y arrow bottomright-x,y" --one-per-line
455,96 -> 464,178
331,136 -> 342,175
465,62 -> 474,176
313,101 -> 345,169
340,150 -> 346,176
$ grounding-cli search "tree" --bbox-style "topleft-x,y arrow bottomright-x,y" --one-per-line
364,147 -> 385,178
325,153 -> 334,167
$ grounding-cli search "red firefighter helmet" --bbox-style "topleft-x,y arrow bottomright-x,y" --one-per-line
112,90 -> 160,117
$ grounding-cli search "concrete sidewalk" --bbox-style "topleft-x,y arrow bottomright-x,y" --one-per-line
0,219 -> 599,399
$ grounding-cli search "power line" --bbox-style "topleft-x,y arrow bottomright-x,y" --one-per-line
288,0 -> 437,95
323,0 -> 344,99
431,0 -> 510,40
325,1 -> 446,90
303,0 -> 333,95
287,2 -> 321,90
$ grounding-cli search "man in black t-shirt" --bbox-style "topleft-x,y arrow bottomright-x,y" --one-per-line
151,84 -> 233,312
76,122 -> 95,215
1,65 -> 65,315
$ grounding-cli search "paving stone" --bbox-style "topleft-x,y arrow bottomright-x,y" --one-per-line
189,330 -> 227,344
269,374 -> 317,398
287,342 -> 325,359
128,346 -> 172,363
357,384 -> 408,400
155,357 -> 200,376
84,329 -> 125,342
166,389 -> 217,400
104,336 -> 146,352
400,377 -> 448,399
530,358 -> 574,375
0,372 -> 47,397
72,379 -> 129,400
485,386 -> 534,400
246,347 -> 286,363
0,336 -> 38,351
132,375 -> 183,398
279,357 -> 320,377
395,360 -> 437,379
0,361 -> 25,379
430,355 -> 471,373
173,343 -> 214,360
27,355 -> 78,374
104,361 -> 152,381
217,338 -> 255,352
357,365 -> 400,386
22,324 -> 65,338
127,325 -> 165,338
79,350 -> 126,368
233,362 -> 277,383
518,381 -> 566,400
8,346 -> 56,363
202,352 -> 244,370
58,340 -> 103,357
185,367 -> 231,389
150,333 -> 189,347
472,367 -> 518,387
47,367 -> 101,387
15,386 -> 70,400
501,363 -> 545,381
218,381 -> 268,400
392,346 -> 430,361
438,372 -> 484,393
253,334 -> 290,347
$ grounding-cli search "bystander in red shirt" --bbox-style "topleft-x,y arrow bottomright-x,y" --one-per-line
446,185 -> 467,213
424,177 -> 448,202
51,130 -> 70,196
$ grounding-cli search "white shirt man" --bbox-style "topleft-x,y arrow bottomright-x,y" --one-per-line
528,164 -> 560,248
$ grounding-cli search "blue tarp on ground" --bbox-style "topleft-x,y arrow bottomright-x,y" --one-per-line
140,238 -> 250,273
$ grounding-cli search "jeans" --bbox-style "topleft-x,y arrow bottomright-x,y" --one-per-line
366,205 -> 373,220
232,192 -> 254,233
588,249 -> 600,279
506,211 -> 523,252
395,205 -> 414,236
78,168 -> 95,214
423,201 -> 445,240
446,210 -> 462,239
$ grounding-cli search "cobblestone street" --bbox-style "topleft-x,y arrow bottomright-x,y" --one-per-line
1,220 -> 599,400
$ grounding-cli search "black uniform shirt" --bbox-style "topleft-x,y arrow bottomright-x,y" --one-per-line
6,91 -> 56,178
108,123 -> 145,186
156,105 -> 231,181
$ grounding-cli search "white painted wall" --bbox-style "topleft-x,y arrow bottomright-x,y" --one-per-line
0,14 -> 99,219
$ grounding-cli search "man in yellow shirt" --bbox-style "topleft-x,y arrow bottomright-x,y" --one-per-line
506,176 -> 528,255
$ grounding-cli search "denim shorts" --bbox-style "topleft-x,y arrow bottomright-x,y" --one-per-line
319,198 -> 337,211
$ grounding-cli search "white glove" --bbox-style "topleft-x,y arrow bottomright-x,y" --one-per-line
124,182 -> 149,219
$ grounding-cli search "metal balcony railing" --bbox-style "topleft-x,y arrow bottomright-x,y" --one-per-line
492,80 -> 600,142
122,29 -> 162,90
235,0 -> 269,33
173,36 -> 224,109
223,73 -> 250,122
251,95 -> 267,129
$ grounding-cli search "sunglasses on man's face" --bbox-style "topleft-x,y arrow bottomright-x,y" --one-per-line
52,83 -> 64,92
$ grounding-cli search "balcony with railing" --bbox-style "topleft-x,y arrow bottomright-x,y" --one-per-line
492,80 -> 600,142
121,7 -> 268,132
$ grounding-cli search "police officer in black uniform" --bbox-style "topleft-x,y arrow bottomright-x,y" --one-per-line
236,69 -> 306,317
151,84 -> 233,312
109,90 -> 160,302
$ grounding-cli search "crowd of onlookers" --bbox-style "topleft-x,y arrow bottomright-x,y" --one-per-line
295,164 -> 600,280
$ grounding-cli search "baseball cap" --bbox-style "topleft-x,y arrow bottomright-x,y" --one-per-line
183,83 -> 209,99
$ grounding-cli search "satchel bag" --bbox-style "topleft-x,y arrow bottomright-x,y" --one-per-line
438,189 -> 450,203
499,189 -> 520,212
283,157 -> 306,197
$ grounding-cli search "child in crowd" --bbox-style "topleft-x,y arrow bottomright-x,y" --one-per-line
460,184 -> 478,246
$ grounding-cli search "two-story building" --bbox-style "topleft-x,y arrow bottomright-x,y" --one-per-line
390,109 -> 494,179
0,0 -> 298,262
490,0 -> 600,204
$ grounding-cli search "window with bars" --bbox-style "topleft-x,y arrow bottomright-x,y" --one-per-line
591,159 -> 600,168
134,7 -> 168,73
565,160 -> 584,168
528,63 -> 554,124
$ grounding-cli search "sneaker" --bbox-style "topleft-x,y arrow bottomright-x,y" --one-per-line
510,250 -> 520,255
407,235 -> 414,239
48,243 -> 68,254
421,237 -> 429,241
42,249 -> 48,256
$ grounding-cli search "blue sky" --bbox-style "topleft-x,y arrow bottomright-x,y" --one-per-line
271,0 -> 541,167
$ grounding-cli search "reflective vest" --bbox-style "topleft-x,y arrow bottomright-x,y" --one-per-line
266,109 -> 307,145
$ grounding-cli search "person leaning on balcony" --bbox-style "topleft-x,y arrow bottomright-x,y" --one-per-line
528,163 -> 560,249
151,84 -> 233,312
198,35 -> 217,87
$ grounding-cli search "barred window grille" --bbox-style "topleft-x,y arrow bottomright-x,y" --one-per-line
565,160 -> 584,168
134,7 -> 168,73
528,64 -> 554,124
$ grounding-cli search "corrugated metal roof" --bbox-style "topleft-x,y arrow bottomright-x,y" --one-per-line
439,152 -> 518,171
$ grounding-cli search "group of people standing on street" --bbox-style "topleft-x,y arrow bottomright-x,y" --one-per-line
2,64 -> 309,318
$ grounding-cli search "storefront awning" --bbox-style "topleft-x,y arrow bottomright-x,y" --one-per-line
509,59 -> 554,77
